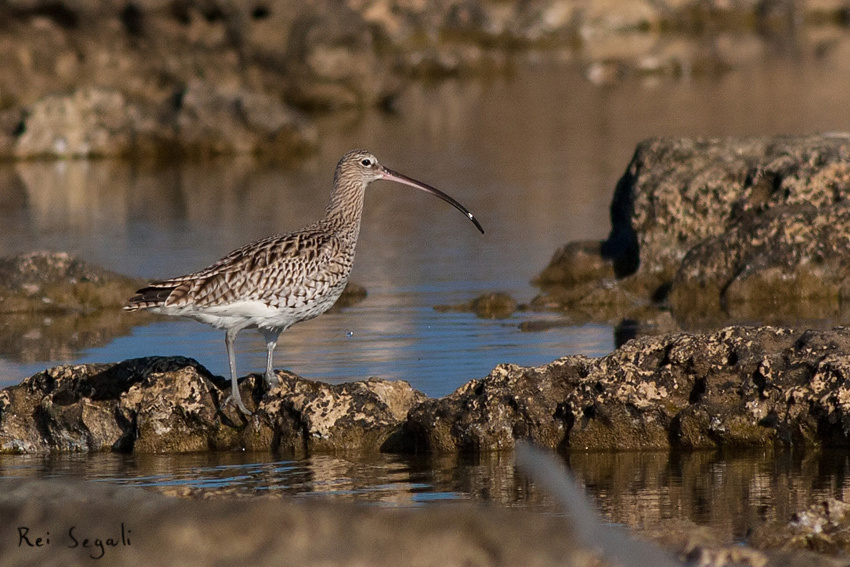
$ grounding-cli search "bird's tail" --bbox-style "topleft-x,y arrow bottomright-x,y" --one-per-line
124,285 -> 177,311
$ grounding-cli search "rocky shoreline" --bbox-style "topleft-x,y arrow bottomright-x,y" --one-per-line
5,127 -> 850,563
2,324 -> 850,456
3,134 -> 850,458
2,1 -> 850,159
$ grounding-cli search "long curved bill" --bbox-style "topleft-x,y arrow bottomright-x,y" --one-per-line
380,167 -> 485,234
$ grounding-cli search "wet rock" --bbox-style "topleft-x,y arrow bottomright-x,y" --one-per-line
613,309 -> 679,346
670,200 -> 850,312
534,134 -> 850,326
0,251 -> 147,368
749,498 -> 850,555
518,317 -> 574,332
399,325 -> 850,453
640,519 -> 768,567
0,1 -> 848,160
640,518 -> 844,567
0,356 -> 425,454
256,373 -> 428,454
435,292 -> 519,319
530,277 -> 644,314
533,241 -> 617,288
0,251 -> 142,313
16,325 -> 850,456
470,293 -> 519,318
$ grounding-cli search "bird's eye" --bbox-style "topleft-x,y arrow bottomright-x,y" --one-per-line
361,158 -> 373,167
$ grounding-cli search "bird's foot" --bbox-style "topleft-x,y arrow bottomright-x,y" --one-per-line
222,394 -> 252,416
264,370 -> 280,388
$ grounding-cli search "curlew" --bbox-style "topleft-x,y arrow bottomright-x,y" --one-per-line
125,150 -> 484,415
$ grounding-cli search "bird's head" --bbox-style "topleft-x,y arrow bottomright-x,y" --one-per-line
335,149 -> 484,234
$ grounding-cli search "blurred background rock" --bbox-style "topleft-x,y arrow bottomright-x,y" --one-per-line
1,0 -> 849,159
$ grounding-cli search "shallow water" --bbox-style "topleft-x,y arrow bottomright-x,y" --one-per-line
3,37 -> 850,536
3,448 -> 850,541
6,52 -> 850,391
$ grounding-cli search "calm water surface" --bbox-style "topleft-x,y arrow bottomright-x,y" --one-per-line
4,448 -> 850,540
3,47 -> 850,537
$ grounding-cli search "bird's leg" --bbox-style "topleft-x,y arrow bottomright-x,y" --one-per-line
224,327 -> 251,415
261,329 -> 281,388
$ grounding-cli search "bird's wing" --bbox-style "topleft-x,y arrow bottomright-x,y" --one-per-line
127,228 -> 350,310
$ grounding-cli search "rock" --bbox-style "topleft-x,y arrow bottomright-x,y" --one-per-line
533,134 -> 850,325
435,292 -> 519,319
256,372 -> 428,454
518,317 -> 574,332
670,201 -> 850,311
0,251 -> 147,366
640,518 -> 843,567
470,293 -> 518,318
15,325 -> 850,456
174,81 -> 318,157
0,477 -> 592,567
749,498 -> 850,555
533,241 -> 617,288
3,85 -> 318,159
613,308 -> 679,347
281,0 -> 400,110
11,88 -> 139,158
399,325 -> 850,453
0,356 -> 425,454
403,359 -> 582,453
0,251 -> 142,313
0,1 -> 847,158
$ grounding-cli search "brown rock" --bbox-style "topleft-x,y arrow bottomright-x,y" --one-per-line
174,81 -> 318,156
4,84 -> 318,160
398,326 -> 850,453
0,251 -> 142,313
435,292 -> 519,319
534,134 -> 850,326
670,201 -> 850,311
15,325 -> 850,456
0,357 -> 425,454
282,0 -> 399,110
254,373 -> 428,454
12,88 -> 138,158
750,498 -> 850,555
533,240 -> 617,288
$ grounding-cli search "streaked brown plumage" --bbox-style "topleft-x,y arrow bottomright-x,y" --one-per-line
125,149 -> 484,414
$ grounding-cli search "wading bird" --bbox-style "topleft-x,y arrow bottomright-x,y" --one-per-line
125,150 -> 484,414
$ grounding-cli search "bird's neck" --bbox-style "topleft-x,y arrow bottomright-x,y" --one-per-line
324,176 -> 366,244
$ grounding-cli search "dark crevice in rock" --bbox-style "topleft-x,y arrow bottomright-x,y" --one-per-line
601,161 -> 641,279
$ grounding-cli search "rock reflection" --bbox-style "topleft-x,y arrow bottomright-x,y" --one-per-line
568,449 -> 850,541
673,297 -> 850,333
0,311 -> 144,365
5,448 -> 850,542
